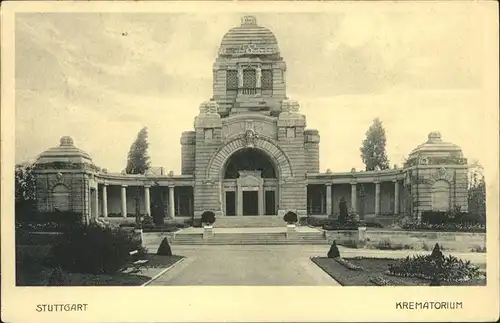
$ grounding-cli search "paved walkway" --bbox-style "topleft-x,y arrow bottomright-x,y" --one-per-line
145,244 -> 486,286
147,244 -> 340,286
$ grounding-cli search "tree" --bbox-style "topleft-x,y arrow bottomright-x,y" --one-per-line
360,118 -> 390,171
468,161 -> 486,224
15,162 -> 37,220
125,127 -> 151,227
125,127 -> 151,175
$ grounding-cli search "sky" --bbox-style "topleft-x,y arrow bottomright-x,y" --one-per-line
14,7 -> 498,181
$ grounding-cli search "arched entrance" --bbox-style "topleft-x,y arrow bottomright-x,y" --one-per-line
206,136 -> 293,217
223,148 -> 278,216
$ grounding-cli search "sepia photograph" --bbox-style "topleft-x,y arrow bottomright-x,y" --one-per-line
2,1 -> 499,322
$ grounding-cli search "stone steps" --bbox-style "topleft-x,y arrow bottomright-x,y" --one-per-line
171,231 -> 328,245
213,216 -> 284,228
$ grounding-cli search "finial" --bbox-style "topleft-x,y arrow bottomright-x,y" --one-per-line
427,132 -> 442,143
60,136 -> 74,146
241,16 -> 257,26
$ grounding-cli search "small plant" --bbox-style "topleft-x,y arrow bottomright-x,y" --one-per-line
201,211 -> 216,226
283,211 -> 298,224
471,246 -> 486,253
422,242 -> 430,251
327,240 -> 340,258
47,267 -> 69,286
157,238 -> 172,256
142,215 -> 154,228
430,243 -> 444,259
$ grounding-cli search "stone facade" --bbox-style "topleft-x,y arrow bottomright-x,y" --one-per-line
30,16 -> 469,225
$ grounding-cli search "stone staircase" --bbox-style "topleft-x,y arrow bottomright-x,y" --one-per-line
171,230 -> 328,245
213,216 -> 284,228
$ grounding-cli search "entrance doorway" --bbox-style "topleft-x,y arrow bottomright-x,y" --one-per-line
265,190 -> 276,215
243,191 -> 258,215
225,191 -> 236,216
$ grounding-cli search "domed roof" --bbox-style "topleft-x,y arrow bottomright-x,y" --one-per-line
408,132 -> 463,160
35,136 -> 93,165
219,16 -> 280,57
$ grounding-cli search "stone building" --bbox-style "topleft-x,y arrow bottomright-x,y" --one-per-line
31,16 -> 469,226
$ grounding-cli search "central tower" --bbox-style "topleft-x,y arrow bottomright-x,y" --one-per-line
213,15 -> 287,116
182,16 -> 320,219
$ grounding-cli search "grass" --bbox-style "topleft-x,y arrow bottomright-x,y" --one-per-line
16,244 -> 184,286
311,257 -> 487,286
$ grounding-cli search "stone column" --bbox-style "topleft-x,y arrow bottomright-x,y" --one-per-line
237,67 -> 243,88
326,184 -> 332,216
258,186 -> 264,216
350,183 -> 357,213
144,185 -> 151,217
237,188 -> 243,216
168,185 -> 175,218
375,182 -> 381,216
94,186 -> 99,218
256,67 -> 262,88
102,184 -> 108,218
121,185 -> 127,218
393,180 -> 399,215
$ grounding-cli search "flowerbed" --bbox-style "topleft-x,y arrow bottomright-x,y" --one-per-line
334,258 -> 364,271
387,254 -> 483,283
311,257 -> 486,286
402,222 -> 485,233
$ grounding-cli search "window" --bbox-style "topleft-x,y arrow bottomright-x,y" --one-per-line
286,127 -> 295,138
243,69 -> 256,88
52,184 -> 70,211
226,70 -> 238,90
431,180 -> 450,211
204,128 -> 213,140
262,70 -> 273,90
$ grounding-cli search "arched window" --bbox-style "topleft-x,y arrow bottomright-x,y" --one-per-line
431,180 -> 450,211
52,184 -> 70,211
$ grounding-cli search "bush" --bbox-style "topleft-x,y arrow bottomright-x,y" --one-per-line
421,210 -> 481,225
430,243 -> 444,259
157,238 -> 172,256
323,220 -> 359,231
359,221 -> 384,228
141,215 -> 154,228
49,224 -> 147,274
327,241 -> 340,258
201,211 -> 216,225
283,211 -> 298,224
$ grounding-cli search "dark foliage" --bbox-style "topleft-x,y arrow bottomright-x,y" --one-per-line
201,211 -> 216,225
322,220 -> 359,231
157,238 -> 173,256
387,252 -> 481,283
338,198 -> 349,224
421,210 -> 481,225
141,215 -> 155,228
49,225 -> 146,274
47,267 -> 68,286
283,211 -> 298,224
430,243 -> 444,259
327,241 -> 340,258
401,222 -> 485,233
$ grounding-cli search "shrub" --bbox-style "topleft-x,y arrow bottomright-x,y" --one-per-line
421,210 -> 482,225
327,240 -> 340,258
430,243 -> 444,259
141,215 -> 154,228
283,211 -> 298,224
322,220 -> 359,231
157,238 -> 172,256
201,211 -> 216,225
49,224 -> 146,274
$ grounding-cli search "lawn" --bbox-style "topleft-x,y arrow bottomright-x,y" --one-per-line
16,244 -> 183,286
311,257 -> 487,286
